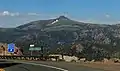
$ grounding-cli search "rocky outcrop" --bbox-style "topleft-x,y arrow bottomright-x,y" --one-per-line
49,54 -> 79,62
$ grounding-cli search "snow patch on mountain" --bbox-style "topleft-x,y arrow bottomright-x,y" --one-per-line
51,19 -> 59,24
46,19 -> 59,26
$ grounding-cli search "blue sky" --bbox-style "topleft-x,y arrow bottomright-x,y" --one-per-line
0,0 -> 120,27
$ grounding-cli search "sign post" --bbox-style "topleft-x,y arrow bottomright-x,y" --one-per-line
29,44 -> 41,56
29,47 -> 41,56
29,44 -> 34,56
31,50 -> 33,56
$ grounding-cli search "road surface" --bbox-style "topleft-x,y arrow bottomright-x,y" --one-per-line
0,60 -> 106,71
0,60 -> 62,71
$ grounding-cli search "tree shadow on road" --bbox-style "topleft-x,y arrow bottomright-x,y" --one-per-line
0,63 -> 21,68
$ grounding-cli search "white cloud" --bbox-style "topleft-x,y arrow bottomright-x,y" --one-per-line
11,12 -> 19,16
77,19 -> 97,23
0,11 -> 20,16
27,13 -> 40,16
117,21 -> 120,23
105,14 -> 110,18
2,11 -> 9,16
0,11 -> 41,17
0,11 -> 57,17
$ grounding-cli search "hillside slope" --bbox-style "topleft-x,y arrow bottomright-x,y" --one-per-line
0,16 -> 120,54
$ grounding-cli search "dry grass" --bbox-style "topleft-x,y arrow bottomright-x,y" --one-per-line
81,61 -> 120,71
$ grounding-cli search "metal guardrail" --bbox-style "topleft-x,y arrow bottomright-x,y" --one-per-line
0,56 -> 59,61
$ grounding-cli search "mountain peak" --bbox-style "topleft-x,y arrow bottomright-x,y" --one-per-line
57,16 -> 69,20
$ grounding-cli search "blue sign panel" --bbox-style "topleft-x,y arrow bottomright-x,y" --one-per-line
8,43 -> 15,53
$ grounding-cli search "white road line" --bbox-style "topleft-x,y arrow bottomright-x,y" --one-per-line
13,61 -> 68,71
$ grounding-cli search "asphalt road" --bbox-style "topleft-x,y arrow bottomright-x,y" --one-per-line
4,63 -> 62,71
0,60 -> 107,71
0,60 -> 62,71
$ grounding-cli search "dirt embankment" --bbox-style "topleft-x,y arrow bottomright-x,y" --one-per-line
81,62 -> 120,71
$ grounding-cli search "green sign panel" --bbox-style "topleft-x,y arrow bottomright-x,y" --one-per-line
29,47 -> 41,51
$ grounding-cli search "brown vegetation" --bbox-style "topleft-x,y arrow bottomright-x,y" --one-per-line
81,61 -> 120,71
0,43 -> 23,56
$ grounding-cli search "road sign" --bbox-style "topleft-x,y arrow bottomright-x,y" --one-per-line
29,47 -> 41,51
30,44 -> 34,47
8,43 -> 15,53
